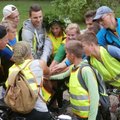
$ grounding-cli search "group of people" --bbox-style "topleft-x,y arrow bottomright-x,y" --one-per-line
0,3 -> 120,120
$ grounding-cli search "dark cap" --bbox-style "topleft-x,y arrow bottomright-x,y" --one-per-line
0,25 -> 7,39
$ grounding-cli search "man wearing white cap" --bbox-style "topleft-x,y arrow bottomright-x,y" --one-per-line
93,6 -> 120,61
2,4 -> 19,27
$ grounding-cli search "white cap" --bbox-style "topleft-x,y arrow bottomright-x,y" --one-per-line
3,4 -> 18,18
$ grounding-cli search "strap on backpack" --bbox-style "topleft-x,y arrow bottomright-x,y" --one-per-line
77,64 -> 89,91
77,64 -> 98,91
78,64 -> 107,95
8,60 -> 32,86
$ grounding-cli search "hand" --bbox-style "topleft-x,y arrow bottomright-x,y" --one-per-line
50,62 -> 67,75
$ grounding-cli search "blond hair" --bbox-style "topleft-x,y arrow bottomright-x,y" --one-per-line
1,20 -> 17,31
65,23 -> 80,34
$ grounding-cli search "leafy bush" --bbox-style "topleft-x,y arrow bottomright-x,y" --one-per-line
52,0 -> 119,23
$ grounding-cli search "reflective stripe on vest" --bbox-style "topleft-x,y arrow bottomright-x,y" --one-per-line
16,32 -> 18,42
71,104 -> 89,111
33,34 -> 37,53
70,93 -> 89,100
27,78 -> 38,94
6,44 -> 13,51
69,68 -> 90,118
90,46 -> 120,87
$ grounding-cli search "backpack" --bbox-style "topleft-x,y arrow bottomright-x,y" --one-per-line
4,62 -> 38,114
78,63 -> 110,111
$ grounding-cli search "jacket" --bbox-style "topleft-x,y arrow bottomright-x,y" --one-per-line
22,19 -> 52,62
97,18 -> 120,48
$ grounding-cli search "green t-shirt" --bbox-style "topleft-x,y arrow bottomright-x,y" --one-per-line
54,44 -> 66,63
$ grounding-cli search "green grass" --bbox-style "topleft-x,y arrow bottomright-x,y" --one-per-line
0,0 -> 55,30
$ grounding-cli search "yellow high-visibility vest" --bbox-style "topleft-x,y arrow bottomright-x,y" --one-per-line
6,59 -> 51,102
90,46 -> 120,87
69,67 -> 90,118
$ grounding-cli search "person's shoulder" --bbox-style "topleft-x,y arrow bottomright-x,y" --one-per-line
97,27 -> 107,35
23,19 -> 34,32
80,60 -> 91,71
1,46 -> 12,54
117,18 -> 120,21
30,59 -> 40,67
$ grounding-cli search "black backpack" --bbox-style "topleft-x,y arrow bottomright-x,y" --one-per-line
78,63 -> 110,111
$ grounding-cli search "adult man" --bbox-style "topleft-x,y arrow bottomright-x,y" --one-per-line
84,10 -> 96,30
22,4 -> 52,63
94,6 -> 120,47
2,4 -> 19,28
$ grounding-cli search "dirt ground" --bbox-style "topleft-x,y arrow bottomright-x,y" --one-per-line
63,90 -> 120,120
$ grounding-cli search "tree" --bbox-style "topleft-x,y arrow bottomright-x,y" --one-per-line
52,0 -> 119,23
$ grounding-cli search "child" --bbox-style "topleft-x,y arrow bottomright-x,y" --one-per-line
79,31 -> 120,88
50,40 -> 99,120
48,19 -> 66,57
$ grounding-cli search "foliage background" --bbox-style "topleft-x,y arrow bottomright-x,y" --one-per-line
0,0 -> 120,30
52,0 -> 120,22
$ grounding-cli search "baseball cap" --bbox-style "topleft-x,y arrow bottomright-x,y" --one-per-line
93,6 -> 113,20
3,4 -> 18,18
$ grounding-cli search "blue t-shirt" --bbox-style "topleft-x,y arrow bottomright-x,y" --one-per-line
0,45 -> 13,60
8,38 -> 17,46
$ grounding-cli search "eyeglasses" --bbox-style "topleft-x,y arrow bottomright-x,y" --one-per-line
99,14 -> 109,23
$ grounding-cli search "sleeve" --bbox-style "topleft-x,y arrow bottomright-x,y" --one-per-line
22,29 -> 37,58
65,58 -> 71,66
82,67 -> 99,120
107,45 -> 120,60
50,69 -> 70,80
54,44 -> 66,63
0,48 -> 13,60
29,60 -> 43,85
40,36 -> 52,62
